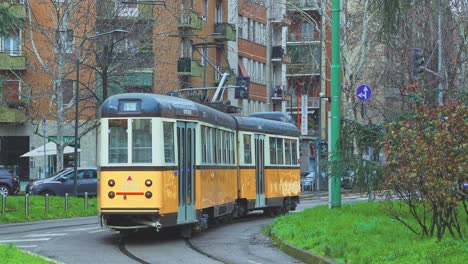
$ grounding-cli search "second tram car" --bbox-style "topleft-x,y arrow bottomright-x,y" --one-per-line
98,93 -> 300,235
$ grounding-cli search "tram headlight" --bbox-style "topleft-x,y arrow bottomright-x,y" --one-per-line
108,191 -> 115,199
145,191 -> 152,199
145,179 -> 152,187
108,179 -> 115,187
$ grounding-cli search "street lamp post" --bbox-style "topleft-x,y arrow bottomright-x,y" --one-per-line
73,29 -> 129,196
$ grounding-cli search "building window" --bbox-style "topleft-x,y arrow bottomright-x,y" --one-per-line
0,33 -> 21,56
1,80 -> 20,101
55,29 -> 74,54
237,16 -> 243,38
62,79 -> 75,104
163,122 -> 175,163
201,47 -> 207,66
215,0 -> 222,23
132,119 -> 152,163
302,22 -> 314,41
115,0 -> 139,17
108,119 -> 128,163
202,0 -> 208,20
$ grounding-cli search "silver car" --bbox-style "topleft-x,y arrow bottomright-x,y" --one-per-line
25,167 -> 97,196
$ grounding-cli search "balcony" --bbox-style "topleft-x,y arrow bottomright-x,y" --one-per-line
0,100 -> 27,123
214,67 -> 236,85
287,0 -> 320,10
0,1 -> 26,19
286,64 -> 320,76
177,11 -> 202,31
271,85 -> 286,100
270,4 -> 291,26
177,58 -> 203,77
0,53 -> 26,70
271,46 -> 291,64
213,23 -> 236,42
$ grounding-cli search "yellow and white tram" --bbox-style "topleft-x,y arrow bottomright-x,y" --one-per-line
98,93 -> 300,235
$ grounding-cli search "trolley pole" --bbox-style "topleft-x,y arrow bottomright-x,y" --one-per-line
329,0 -> 342,208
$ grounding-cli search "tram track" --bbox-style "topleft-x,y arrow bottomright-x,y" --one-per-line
116,212 -> 274,264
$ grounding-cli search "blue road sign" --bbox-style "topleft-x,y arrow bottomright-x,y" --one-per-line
356,84 -> 372,101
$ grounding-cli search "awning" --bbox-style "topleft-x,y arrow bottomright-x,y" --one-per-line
20,142 -> 80,157
239,60 -> 249,77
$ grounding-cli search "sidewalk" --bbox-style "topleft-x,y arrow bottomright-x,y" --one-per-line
300,190 -> 359,200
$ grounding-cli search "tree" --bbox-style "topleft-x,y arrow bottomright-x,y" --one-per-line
384,94 -> 467,240
23,0 -> 153,171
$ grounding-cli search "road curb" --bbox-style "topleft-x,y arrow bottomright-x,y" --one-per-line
22,249 -> 63,264
268,227 -> 336,264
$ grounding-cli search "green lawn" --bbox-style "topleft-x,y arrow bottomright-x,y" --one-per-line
0,195 -> 97,263
0,244 -> 55,264
0,195 -> 97,224
271,202 -> 468,264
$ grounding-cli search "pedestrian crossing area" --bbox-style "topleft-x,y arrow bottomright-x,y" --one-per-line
0,226 -> 105,248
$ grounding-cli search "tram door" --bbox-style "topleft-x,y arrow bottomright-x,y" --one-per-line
177,122 -> 196,224
255,134 -> 266,208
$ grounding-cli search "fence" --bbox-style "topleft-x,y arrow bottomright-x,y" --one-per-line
1,192 -> 90,216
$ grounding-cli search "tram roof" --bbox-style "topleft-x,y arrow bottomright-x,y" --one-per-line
100,93 -> 236,129
233,116 -> 300,137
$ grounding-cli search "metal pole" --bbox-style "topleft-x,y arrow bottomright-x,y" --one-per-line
45,193 -> 49,214
2,195 -> 5,215
65,193 -> 69,211
42,115 -> 47,179
84,192 -> 88,209
25,193 -> 29,216
437,13 -> 443,105
330,0 -> 342,208
73,40 -> 82,197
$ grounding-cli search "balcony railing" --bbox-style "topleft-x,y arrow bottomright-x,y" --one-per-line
0,52 -> 26,70
0,99 -> 27,123
178,11 -> 202,30
177,58 -> 203,77
287,0 -> 320,10
271,46 -> 291,64
213,23 -> 236,41
286,63 -> 320,76
0,1 -> 26,19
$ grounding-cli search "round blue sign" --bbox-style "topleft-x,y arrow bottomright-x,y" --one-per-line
356,84 -> 372,101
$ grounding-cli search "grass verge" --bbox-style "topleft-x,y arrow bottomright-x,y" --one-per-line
0,194 -> 97,224
271,202 -> 468,264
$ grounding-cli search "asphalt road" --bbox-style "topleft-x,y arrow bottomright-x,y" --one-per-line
0,194 -> 367,264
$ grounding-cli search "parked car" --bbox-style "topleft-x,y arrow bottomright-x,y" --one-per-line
25,167 -> 97,196
301,172 -> 315,191
0,167 -> 20,196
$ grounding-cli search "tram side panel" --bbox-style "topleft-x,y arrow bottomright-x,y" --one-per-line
196,168 -> 238,217
238,167 -> 257,209
264,167 -> 301,206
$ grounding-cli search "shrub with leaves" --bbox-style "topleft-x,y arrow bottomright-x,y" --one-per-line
384,100 -> 467,240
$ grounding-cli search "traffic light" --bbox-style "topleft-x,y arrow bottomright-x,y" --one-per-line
410,48 -> 425,82
235,77 -> 250,99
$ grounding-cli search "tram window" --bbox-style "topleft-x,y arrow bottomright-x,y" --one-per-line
109,119 -> 128,163
285,139 -> 291,165
243,134 -> 251,164
207,127 -> 212,163
216,130 -> 221,163
227,132 -> 231,164
270,137 -> 276,164
291,139 -> 298,165
163,122 -> 175,163
231,133 -> 235,164
276,138 -> 284,165
132,119 -> 152,163
225,130 -> 227,164
201,126 -> 206,163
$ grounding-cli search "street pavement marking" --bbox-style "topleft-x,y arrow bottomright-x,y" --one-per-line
0,238 -> 51,243
248,260 -> 263,264
25,233 -> 67,237
16,245 -> 38,248
89,229 -> 106,234
67,226 -> 101,232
